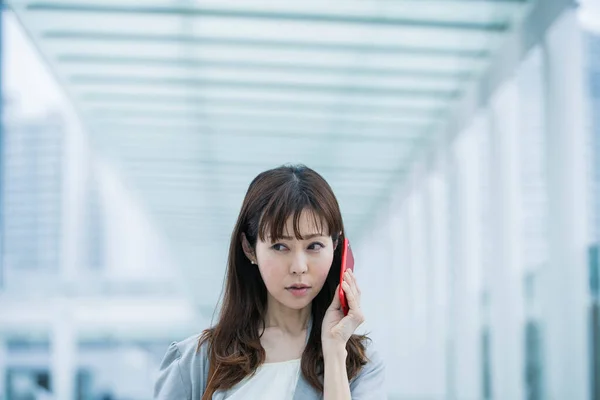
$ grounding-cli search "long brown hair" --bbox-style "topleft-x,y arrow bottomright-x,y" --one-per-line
198,164 -> 369,399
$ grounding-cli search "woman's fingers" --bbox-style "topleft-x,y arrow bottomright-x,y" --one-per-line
342,270 -> 364,325
343,270 -> 361,306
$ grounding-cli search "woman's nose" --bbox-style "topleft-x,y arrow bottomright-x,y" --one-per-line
289,253 -> 308,275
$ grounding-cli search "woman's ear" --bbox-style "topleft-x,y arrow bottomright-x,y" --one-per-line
241,233 -> 257,264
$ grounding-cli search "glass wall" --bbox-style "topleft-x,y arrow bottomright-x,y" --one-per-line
360,7 -> 599,400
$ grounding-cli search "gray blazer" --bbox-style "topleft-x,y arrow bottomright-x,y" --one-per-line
154,326 -> 386,399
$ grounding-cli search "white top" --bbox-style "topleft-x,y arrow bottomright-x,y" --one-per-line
224,358 -> 302,399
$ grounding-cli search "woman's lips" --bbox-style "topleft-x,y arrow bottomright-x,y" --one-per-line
286,286 -> 311,297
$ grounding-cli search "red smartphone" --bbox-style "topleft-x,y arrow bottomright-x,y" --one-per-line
339,237 -> 355,316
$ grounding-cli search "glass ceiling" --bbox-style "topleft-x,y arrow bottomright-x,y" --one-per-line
7,0 -> 534,294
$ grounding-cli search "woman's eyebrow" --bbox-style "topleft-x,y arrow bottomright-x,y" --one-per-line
302,233 -> 326,239
269,233 -> 325,240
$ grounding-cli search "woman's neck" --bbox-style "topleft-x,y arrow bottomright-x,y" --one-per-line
264,296 -> 311,335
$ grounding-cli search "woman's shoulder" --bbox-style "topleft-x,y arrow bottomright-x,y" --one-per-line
154,333 -> 210,400
364,337 -> 384,366
349,338 -> 386,397
175,332 -> 210,360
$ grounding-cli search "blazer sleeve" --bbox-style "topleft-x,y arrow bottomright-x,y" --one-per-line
154,342 -> 192,400
349,340 -> 387,399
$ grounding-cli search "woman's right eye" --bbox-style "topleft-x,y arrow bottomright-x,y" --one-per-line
271,243 -> 288,251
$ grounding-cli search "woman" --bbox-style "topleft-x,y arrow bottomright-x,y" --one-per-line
154,164 -> 385,399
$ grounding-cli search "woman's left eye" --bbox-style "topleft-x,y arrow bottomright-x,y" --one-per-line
308,242 -> 324,250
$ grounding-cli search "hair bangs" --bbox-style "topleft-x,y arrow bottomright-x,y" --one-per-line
257,183 -> 340,243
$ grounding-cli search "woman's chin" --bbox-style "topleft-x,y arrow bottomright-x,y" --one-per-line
276,291 -> 315,310
282,299 -> 312,310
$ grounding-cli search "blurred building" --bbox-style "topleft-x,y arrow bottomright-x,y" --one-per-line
3,103 -> 64,276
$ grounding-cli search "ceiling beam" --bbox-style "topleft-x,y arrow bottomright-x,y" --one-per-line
124,171 -> 403,187
78,91 -> 447,111
116,159 -> 404,175
46,32 -> 490,59
88,109 -> 434,126
90,121 -> 431,136
56,53 -> 478,78
26,2 -> 510,32
79,95 -> 443,118
99,131 -> 421,146
69,74 -> 460,99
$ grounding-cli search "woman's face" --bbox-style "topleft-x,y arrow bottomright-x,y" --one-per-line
247,210 -> 336,310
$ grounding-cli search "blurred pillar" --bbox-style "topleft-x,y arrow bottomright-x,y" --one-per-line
51,303 -> 76,400
0,0 -> 4,290
60,114 -> 89,283
405,188 -> 426,395
0,2 -> 4,390
0,340 -> 5,400
427,168 -> 449,400
451,120 -> 484,400
541,8 -> 591,400
388,201 -> 414,397
445,153 -> 460,400
488,79 -> 525,400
